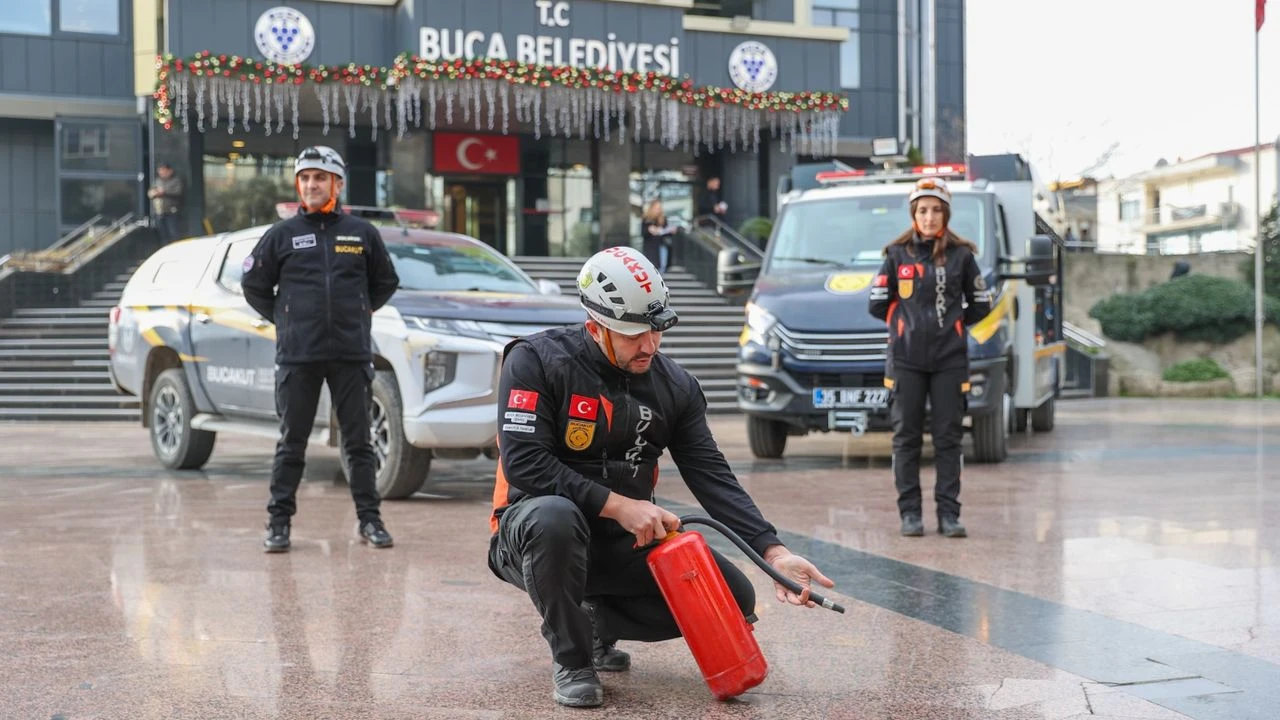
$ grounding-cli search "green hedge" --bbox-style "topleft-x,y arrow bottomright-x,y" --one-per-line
1089,274 -> 1280,344
1163,358 -> 1230,382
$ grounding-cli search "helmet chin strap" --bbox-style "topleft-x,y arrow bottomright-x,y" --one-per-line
599,325 -> 622,367
296,176 -> 339,214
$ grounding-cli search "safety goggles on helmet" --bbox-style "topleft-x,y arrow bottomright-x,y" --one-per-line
295,146 -> 345,180
582,296 -> 679,333
908,177 -> 951,206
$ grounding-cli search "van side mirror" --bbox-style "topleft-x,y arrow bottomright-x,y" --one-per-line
997,234 -> 1057,287
776,175 -> 793,196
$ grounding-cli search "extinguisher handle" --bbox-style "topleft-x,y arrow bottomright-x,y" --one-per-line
676,514 -> 846,614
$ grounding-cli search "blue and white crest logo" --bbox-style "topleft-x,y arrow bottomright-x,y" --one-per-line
727,41 -> 778,93
254,7 -> 315,65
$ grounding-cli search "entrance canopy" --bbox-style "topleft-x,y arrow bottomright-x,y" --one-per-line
154,52 -> 849,156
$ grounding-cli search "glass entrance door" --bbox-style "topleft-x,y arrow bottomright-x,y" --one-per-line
443,181 -> 505,251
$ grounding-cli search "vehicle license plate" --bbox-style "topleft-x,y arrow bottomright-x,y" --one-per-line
812,387 -> 890,409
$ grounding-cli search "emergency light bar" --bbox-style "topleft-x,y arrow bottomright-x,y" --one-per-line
275,202 -> 440,228
814,163 -> 968,186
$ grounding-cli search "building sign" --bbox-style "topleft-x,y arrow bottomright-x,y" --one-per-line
433,133 -> 522,175
254,6 -> 315,65
728,40 -> 777,93
419,1 -> 681,76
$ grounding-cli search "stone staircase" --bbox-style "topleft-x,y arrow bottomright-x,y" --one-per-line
512,257 -> 744,413
0,268 -> 139,421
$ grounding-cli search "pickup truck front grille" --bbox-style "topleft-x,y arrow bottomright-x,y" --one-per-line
773,325 -> 889,363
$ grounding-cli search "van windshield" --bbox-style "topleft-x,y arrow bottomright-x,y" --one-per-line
765,192 -> 987,274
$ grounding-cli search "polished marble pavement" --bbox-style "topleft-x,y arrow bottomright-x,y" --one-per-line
1,397 -> 1277,719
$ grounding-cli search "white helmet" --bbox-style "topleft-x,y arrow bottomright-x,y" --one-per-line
295,145 -> 345,180
908,176 -> 951,206
577,247 -> 679,336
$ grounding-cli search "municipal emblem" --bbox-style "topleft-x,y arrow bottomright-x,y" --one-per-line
974,274 -> 987,290
254,7 -> 316,65
898,264 -> 915,299
727,41 -> 778,93
565,419 -> 595,451
825,273 -> 874,294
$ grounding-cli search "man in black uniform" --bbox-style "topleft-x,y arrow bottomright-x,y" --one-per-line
242,145 -> 401,553
487,247 -> 834,708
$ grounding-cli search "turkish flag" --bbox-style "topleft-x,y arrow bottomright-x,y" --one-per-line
569,394 -> 599,420
508,389 -> 539,411
1260,0 -> 1267,30
433,132 -> 521,175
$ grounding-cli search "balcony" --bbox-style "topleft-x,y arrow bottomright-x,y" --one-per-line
1139,201 -> 1241,235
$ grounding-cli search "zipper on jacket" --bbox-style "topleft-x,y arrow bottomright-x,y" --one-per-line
321,219 -> 332,357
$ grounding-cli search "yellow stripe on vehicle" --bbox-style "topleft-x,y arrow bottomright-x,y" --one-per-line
1035,342 -> 1067,359
969,282 -> 1016,344
141,328 -> 164,347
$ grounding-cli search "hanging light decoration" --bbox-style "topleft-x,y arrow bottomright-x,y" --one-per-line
152,52 -> 848,155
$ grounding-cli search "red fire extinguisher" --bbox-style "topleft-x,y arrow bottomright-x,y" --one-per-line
646,515 -> 844,700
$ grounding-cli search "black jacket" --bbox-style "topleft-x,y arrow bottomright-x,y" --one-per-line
242,206 -> 400,364
490,325 -> 782,555
868,235 -> 991,374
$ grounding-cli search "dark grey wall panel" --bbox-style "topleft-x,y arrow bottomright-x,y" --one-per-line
0,0 -> 131,100
682,31 -> 839,93
836,0 -> 898,141
2,40 -> 27,92
167,0 -> 396,67
0,120 -> 57,255
758,0 -> 796,23
935,0 -> 966,162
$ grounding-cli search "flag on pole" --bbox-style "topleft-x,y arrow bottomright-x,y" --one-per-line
1260,0 -> 1267,31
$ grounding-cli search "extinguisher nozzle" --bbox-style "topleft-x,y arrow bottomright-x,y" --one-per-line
816,596 -> 846,614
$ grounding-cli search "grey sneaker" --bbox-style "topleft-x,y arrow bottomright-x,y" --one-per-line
938,516 -> 967,538
358,520 -> 393,548
900,514 -> 924,537
263,523 -> 290,553
552,663 -> 603,707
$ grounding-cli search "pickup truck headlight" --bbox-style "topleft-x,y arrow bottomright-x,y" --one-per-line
424,351 -> 457,393
740,302 -> 778,347
405,315 -> 493,342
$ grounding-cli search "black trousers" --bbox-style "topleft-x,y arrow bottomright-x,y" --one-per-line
267,361 -> 380,523
488,495 -> 756,669
891,366 -> 968,519
156,213 -> 182,244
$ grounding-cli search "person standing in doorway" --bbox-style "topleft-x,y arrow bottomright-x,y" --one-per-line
640,199 -> 674,273
148,162 -> 184,243
868,177 -> 991,538
241,145 -> 402,553
697,176 -> 728,223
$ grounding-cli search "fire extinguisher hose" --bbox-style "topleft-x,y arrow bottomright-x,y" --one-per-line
677,514 -> 846,614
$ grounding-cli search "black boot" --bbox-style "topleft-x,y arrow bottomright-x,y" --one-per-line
263,522 -> 290,553
583,602 -> 630,672
358,519 -> 394,548
900,513 -> 924,537
938,516 -> 967,538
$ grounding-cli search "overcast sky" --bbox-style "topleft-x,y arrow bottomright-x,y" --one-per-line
964,0 -> 1280,182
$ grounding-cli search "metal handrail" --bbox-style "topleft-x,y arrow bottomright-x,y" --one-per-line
46,214 -> 104,253
690,213 -> 766,260
1063,320 -> 1106,350
4,212 -> 141,273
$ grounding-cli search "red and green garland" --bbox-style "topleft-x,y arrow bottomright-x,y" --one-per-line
153,51 -> 847,153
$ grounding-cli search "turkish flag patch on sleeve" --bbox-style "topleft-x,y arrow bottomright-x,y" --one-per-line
569,394 -> 599,420
508,389 -> 539,411
898,265 -> 915,279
